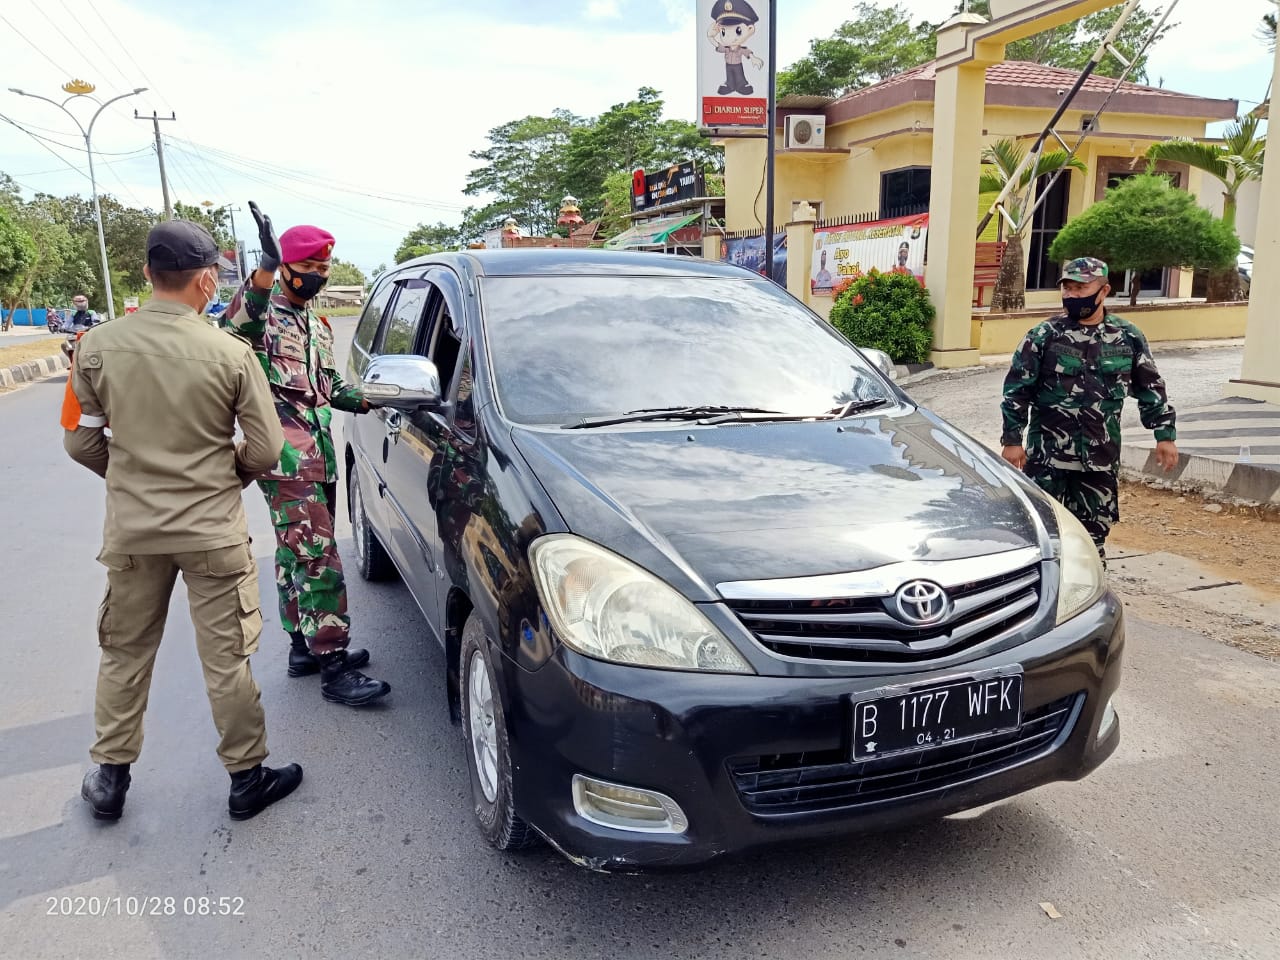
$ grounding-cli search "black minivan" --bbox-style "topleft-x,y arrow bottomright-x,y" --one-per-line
343,250 -> 1122,871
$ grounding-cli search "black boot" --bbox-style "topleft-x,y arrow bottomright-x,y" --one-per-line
228,763 -> 303,821
81,763 -> 131,821
287,632 -> 370,678
319,652 -> 391,706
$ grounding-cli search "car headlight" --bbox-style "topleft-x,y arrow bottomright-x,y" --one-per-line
530,535 -> 754,674
1049,498 -> 1106,624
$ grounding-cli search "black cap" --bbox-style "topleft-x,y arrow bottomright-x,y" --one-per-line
147,219 -> 220,271
712,0 -> 758,24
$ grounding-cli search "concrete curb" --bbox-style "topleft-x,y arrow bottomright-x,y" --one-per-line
1120,445 -> 1280,506
1,352 -> 69,390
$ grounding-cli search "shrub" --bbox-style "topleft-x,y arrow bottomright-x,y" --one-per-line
828,269 -> 935,365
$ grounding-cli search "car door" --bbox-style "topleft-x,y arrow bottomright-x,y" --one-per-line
369,276 -> 441,620
347,276 -> 396,540
390,268 -> 473,624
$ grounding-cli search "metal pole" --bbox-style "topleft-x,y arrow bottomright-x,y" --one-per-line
83,137 -> 116,320
764,0 -> 778,284
226,205 -> 243,281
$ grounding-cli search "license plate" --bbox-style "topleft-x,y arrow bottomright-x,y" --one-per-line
852,674 -> 1023,761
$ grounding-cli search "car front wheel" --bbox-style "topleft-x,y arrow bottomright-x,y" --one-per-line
460,615 -> 536,851
349,467 -> 395,582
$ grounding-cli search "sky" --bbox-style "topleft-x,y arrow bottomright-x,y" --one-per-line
0,0 -> 1272,275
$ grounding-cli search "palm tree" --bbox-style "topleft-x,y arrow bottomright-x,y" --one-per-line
1145,115 -> 1265,300
1259,0 -> 1277,50
979,138 -> 1087,311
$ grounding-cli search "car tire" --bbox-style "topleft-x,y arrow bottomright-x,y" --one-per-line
460,615 -> 537,852
349,467 -> 395,582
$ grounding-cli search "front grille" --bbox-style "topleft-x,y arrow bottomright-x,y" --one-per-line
729,693 -> 1081,815
726,563 -> 1042,663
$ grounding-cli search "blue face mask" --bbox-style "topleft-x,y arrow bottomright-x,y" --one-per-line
201,270 -> 219,313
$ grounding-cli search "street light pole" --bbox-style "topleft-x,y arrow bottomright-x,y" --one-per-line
9,81 -> 147,321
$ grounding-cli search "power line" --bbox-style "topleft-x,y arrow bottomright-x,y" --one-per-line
56,0 -> 135,91
25,0 -> 117,87
0,112 -> 90,182
168,135 -> 468,212
168,143 -> 420,231
12,150 -> 152,177
0,11 -> 67,74
85,0 -> 177,116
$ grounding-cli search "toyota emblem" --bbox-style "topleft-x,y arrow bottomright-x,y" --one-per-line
894,580 -> 948,625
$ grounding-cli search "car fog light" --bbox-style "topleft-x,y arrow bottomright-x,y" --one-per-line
572,774 -> 688,834
1096,697 -> 1117,743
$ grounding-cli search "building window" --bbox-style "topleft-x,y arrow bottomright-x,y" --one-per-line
880,167 -> 931,218
1026,172 -> 1073,291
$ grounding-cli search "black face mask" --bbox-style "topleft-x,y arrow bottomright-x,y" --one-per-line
281,265 -> 328,302
1062,293 -> 1100,322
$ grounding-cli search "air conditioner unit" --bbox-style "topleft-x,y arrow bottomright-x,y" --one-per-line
785,114 -> 826,149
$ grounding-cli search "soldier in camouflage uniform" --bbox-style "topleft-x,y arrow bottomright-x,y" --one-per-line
227,203 -> 390,707
1000,257 -> 1179,564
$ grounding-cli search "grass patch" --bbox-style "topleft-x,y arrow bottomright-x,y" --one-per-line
318,306 -> 363,317
0,339 -> 64,367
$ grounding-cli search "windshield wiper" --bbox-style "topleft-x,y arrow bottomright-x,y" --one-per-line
564,405 -> 786,429
828,397 -> 892,419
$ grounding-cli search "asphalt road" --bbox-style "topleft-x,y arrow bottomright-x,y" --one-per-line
1,323 -> 1276,960
1,329 -> 59,348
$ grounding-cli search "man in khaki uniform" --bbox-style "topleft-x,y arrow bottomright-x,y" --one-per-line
64,220 -> 303,822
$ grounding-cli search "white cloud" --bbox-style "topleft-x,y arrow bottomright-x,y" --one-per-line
584,0 -> 621,20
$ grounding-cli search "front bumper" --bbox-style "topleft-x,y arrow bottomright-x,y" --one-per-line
503,591 -> 1124,871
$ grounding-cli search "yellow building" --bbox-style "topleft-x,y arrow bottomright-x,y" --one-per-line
721,60 -> 1237,315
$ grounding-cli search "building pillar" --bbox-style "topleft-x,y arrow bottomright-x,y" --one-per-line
702,232 -> 722,263
926,15 -> 1002,368
1228,35 -> 1280,402
786,203 -> 818,307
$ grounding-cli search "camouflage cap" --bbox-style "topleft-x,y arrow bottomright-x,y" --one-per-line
1058,257 -> 1109,285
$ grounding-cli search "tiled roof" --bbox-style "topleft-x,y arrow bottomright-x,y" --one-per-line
830,59 -> 1217,108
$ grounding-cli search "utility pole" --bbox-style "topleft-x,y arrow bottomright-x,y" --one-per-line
135,110 -> 176,219
763,0 -> 778,284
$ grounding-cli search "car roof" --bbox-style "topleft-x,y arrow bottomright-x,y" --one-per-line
400,248 -> 764,280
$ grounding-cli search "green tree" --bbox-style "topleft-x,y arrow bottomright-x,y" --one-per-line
598,169 -> 635,239
394,221 -> 462,263
962,1 -> 1170,82
779,1 -> 1171,98
778,3 -> 937,97
1048,173 -> 1238,306
173,201 -> 234,250
1260,0 -> 1277,49
0,205 -> 37,324
978,138 -> 1087,311
328,257 -> 366,287
1144,114 -> 1265,300
464,110 -> 584,236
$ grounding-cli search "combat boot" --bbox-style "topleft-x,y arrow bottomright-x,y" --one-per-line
228,763 -> 304,820
287,632 -> 369,677
319,651 -> 391,706
81,763 -> 131,821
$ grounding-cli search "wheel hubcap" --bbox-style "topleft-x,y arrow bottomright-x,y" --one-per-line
467,650 -> 499,804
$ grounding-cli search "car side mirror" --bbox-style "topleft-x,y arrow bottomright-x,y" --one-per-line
362,355 -> 444,411
862,347 -> 898,381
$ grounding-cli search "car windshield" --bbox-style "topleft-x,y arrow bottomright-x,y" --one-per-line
480,275 -> 893,426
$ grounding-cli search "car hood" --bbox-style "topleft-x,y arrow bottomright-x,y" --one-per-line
511,408 -> 1044,598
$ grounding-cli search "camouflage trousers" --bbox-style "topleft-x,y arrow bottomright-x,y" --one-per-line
259,479 -> 350,656
1024,462 -> 1118,559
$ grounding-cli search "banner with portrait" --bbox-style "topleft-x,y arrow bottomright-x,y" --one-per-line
722,231 -> 786,286
810,214 -> 928,297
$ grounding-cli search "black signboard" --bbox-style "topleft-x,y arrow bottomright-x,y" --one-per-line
632,162 -> 705,212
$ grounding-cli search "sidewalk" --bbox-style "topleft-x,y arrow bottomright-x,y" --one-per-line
1121,396 -> 1280,505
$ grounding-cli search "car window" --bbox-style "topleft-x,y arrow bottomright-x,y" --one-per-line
350,279 -> 395,377
376,281 -> 430,356
479,275 -> 891,425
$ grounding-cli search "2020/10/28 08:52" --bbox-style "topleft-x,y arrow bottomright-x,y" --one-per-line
45,896 -> 246,917
854,674 -> 1024,761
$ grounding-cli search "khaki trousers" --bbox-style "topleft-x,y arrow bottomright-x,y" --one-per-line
91,542 -> 269,773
